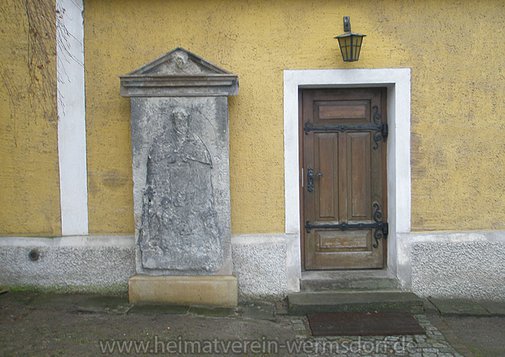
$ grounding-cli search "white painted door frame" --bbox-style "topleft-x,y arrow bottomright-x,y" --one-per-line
283,68 -> 411,288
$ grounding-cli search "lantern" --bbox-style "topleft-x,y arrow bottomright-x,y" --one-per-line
335,16 -> 366,62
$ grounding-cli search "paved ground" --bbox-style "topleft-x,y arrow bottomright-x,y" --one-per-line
0,291 -> 504,356
424,299 -> 505,357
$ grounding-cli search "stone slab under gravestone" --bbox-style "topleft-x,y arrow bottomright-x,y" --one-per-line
121,48 -> 238,306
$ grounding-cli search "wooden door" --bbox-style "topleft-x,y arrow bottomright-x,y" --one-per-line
301,88 -> 388,270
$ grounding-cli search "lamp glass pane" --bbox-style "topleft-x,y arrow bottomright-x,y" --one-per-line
345,37 -> 351,60
338,36 -> 350,61
351,36 -> 356,59
353,36 -> 359,60
351,35 -> 363,61
355,43 -> 361,60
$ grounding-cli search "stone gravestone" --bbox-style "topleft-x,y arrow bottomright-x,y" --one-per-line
120,48 -> 238,306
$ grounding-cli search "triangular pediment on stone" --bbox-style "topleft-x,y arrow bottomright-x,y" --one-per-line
120,48 -> 238,97
128,48 -> 231,76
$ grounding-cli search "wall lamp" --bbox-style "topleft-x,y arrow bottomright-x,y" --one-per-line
335,16 -> 366,62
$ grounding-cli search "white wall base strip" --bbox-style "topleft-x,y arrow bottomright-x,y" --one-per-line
0,236 -> 135,293
398,230 -> 505,301
1,232 -> 503,300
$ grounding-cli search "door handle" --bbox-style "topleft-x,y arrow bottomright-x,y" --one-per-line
307,169 -> 323,192
307,168 -> 315,192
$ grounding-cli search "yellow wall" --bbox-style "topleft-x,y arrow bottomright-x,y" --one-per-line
0,0 -> 60,236
84,0 -> 505,234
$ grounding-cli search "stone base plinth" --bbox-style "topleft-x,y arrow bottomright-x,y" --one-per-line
128,275 -> 238,307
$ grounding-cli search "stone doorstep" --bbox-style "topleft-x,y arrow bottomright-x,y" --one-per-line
300,270 -> 399,292
287,290 -> 424,315
128,275 -> 238,308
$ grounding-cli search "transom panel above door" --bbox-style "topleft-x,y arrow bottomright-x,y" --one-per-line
301,88 -> 388,270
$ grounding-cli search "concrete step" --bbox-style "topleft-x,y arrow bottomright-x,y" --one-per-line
287,290 -> 424,315
300,270 -> 399,291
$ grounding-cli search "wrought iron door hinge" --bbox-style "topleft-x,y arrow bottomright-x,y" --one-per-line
371,201 -> 388,248
305,201 -> 388,248
372,105 -> 387,150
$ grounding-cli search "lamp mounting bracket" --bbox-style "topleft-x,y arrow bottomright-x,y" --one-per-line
343,16 -> 351,32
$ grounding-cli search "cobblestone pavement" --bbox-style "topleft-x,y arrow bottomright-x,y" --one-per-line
0,291 -> 478,356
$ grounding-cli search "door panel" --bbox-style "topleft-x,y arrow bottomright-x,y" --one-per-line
317,101 -> 368,120
348,132 -> 371,220
317,230 -> 371,251
316,134 -> 338,219
302,88 -> 387,270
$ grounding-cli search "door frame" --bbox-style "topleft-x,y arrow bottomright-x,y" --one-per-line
283,69 -> 411,290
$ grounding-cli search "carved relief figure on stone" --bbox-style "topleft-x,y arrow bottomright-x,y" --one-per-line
139,107 -> 222,272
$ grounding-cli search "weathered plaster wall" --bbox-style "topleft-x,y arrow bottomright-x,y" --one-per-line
0,234 -> 291,299
398,231 -> 505,301
232,234 -> 290,300
0,0 -> 61,236
0,236 -> 135,293
84,0 -> 505,234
